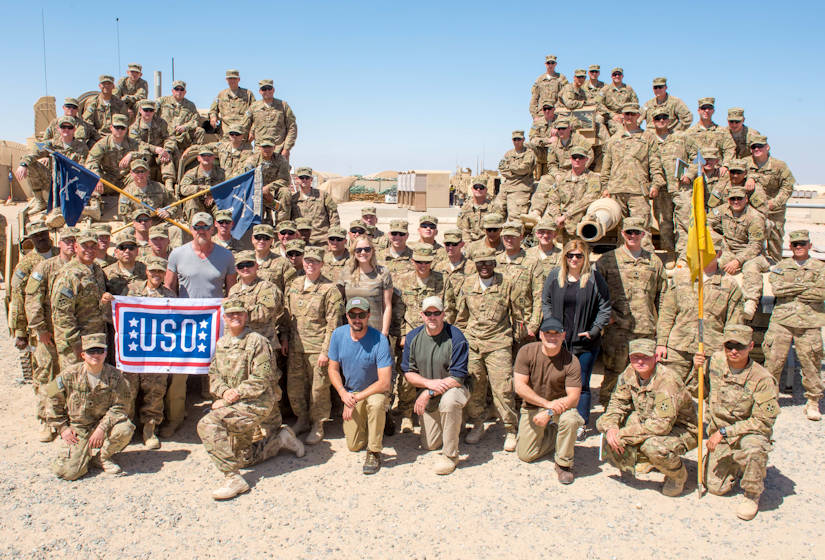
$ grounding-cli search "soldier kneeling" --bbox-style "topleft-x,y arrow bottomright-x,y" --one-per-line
46,334 -> 135,479
597,339 -> 698,497
198,299 -> 305,501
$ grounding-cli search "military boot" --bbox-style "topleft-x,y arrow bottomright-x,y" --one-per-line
81,196 -> 102,221
736,493 -> 760,521
304,422 -> 324,445
98,456 -> 123,475
211,472 -> 249,500
38,422 -> 56,443
434,454 -> 458,475
464,422 -> 486,444
661,463 -> 687,497
292,416 -> 310,435
399,416 -> 414,433
143,423 -> 160,449
503,432 -> 517,452
26,192 -> 47,216
277,426 -> 306,457
805,400 -> 822,421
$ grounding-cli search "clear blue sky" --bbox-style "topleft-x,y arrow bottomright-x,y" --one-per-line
2,0 -> 823,183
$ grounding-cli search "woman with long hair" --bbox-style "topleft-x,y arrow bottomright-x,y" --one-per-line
540,239 -> 611,439
338,235 -> 393,336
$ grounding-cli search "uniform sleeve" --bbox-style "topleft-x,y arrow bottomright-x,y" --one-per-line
529,82 -> 541,118
560,85 -> 584,110
719,131 -> 736,167
769,264 -> 805,298
799,263 -> 825,303
454,284 -> 469,331
726,376 -> 779,438
85,141 -> 104,175
648,136 -> 666,191
10,262 -> 31,338
209,351 -> 231,398
45,374 -> 70,433
599,142 -> 612,188
674,99 -> 693,131
591,269 -> 612,336
769,163 -> 796,209
51,276 -> 81,352
208,97 -> 220,120
656,282 -> 677,347
322,287 -> 344,354
283,101 -> 298,151
619,388 -> 680,442
326,194 -> 340,228
235,337 -> 273,400
24,262 -> 49,333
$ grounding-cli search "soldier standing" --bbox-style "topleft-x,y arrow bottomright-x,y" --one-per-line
248,79 -> 298,159
82,75 -> 128,136
584,65 -> 604,104
323,227 -> 349,282
158,80 -> 205,155
685,97 -> 736,168
291,166 -> 339,245
198,299 -> 304,500
595,218 -> 667,404
361,206 -> 387,249
639,77 -> 693,132
434,229 -> 474,316
211,209 -> 245,255
496,221 -> 536,351
523,216 -> 563,293
529,55 -> 568,119
762,230 -> 825,420
249,224 -> 296,295
379,219 -> 415,276
497,131 -> 536,221
528,103 -> 558,179
103,233 -> 147,296
209,69 -> 256,139
465,213 -> 506,262
597,339 -> 698,496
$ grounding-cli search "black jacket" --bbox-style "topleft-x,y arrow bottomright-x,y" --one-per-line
541,266 -> 611,354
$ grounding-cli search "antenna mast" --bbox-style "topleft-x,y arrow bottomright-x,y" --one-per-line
40,9 -> 48,95
115,17 -> 121,73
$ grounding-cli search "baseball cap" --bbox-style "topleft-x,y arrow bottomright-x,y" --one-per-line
346,297 -> 370,313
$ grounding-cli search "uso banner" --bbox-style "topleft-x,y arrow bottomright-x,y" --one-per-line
112,296 -> 224,374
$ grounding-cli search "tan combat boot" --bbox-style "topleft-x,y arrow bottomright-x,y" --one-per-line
277,426 -> 306,457
38,422 -> 56,443
26,192 -> 47,216
503,432 -> 517,452
464,422 -> 485,444
736,493 -> 760,520
661,463 -> 687,497
304,422 -> 324,445
434,454 -> 458,475
143,423 -> 160,449
805,400 -> 822,421
211,472 -> 249,500
400,416 -> 414,433
292,416 -> 310,435
98,455 -> 123,475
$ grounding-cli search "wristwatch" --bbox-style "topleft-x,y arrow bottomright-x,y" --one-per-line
428,390 -> 436,397
719,426 -> 727,438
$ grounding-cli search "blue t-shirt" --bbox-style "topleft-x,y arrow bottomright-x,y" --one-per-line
328,325 -> 392,392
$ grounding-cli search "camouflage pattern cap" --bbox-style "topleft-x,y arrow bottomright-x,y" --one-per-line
573,68 -> 587,77
327,226 -> 346,239
259,79 -> 274,87
470,175 -> 488,187
225,69 -> 240,78
360,205 -> 377,216
501,221 -> 523,237
149,224 -> 169,239
621,103 -> 640,114
258,137 -> 276,147
702,146 -> 721,159
728,159 -> 748,172
295,217 -> 312,230
389,219 -> 408,233
698,97 -> 715,108
144,256 -> 168,272
277,220 -> 297,233
26,221 -> 49,237
723,324 -> 753,345
137,99 -> 156,110
127,63 -> 142,72
611,67 -> 623,74
285,239 -> 305,253
214,209 -> 233,222
512,130 -> 525,139
349,219 -> 367,231
133,207 -> 152,219
130,159 -> 149,171
545,55 -> 558,62
82,333 -> 107,351
443,229 -> 462,242
728,186 -> 747,198
99,74 -> 115,83
57,116 -> 75,127
76,230 -> 98,245
651,106 -> 670,118
628,339 -> 656,356
412,245 -> 436,262
63,97 -> 79,107
304,246 -> 325,261
59,226 -> 79,239
295,166 -> 313,177
234,250 -> 256,265
727,107 -> 745,121
172,80 -> 186,89
789,229 -> 810,242
482,212 -> 504,228
91,224 -> 111,235
588,64 -> 600,72
346,297 -> 370,312
570,145 -> 589,157
222,298 -> 246,313
535,216 -> 556,232
749,134 -> 768,147
115,232 -> 137,247
472,247 -> 498,263
652,77 -> 667,86
111,114 -> 129,127
622,216 -> 647,232
227,124 -> 244,135
419,214 -> 438,226
198,146 -> 215,156
554,117 -> 570,128
252,224 -> 275,238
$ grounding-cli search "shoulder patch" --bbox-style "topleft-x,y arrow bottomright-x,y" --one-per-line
59,287 -> 74,299
14,270 -> 26,280
32,271 -> 43,282
653,393 -> 675,418
769,265 -> 782,274
45,376 -> 64,397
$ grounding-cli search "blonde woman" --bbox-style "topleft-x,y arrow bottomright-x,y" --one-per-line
540,239 -> 611,438
338,236 -> 393,336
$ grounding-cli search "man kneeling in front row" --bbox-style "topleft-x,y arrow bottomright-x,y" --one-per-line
513,316 -> 584,484
198,299 -> 304,500
402,296 -> 471,475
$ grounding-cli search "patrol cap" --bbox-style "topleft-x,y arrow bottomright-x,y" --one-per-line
130,159 -> 149,171
482,212 -> 505,228
99,74 -> 115,84
191,211 -> 214,226
198,146 -> 215,156
144,256 -> 168,272
723,325 -> 753,346
727,107 -> 745,121
277,220 -> 297,233
789,229 -> 811,242
728,159 -> 748,172
535,216 -> 556,232
554,117 -> 570,129
622,216 -> 647,232
222,298 -> 246,313
621,103 -> 640,114
253,224 -> 275,238
304,246 -> 325,262
346,296 -> 370,313
651,106 -> 670,119
389,219 -> 408,233
545,55 -> 558,62
501,221 -> 523,236
172,80 -> 186,89
26,221 -> 49,237
234,250 -> 256,266
443,229 -> 462,242
149,224 -> 169,239
225,69 -> 240,78
541,101 -> 555,110
132,207 -> 152,220
63,97 -> 80,107
59,226 -> 79,239
127,62 -> 142,72
137,99 -> 156,110
327,226 -> 346,239
295,217 -> 312,231
470,175 -> 488,187
539,316 -> 564,333
728,186 -> 747,198
573,68 -> 587,78
111,114 -> 129,127
702,146 -> 721,159
512,130 -> 525,139
412,245 -> 435,262
652,77 -> 667,86
349,219 -> 367,232
749,134 -> 768,147
91,223 -> 111,235
698,97 -> 715,108
258,137 -> 276,148
57,116 -> 75,127
361,205 -> 377,216
421,295 -> 444,312
611,67 -> 623,75
295,166 -> 313,177
570,145 -> 589,158
259,79 -> 274,87
82,333 -> 107,351
419,214 -> 438,226
214,209 -> 233,222
227,124 -> 244,135
588,64 -> 600,72
76,230 -> 98,245
628,339 -> 656,357
115,232 -> 137,247
472,247 -> 497,263
285,239 -> 305,254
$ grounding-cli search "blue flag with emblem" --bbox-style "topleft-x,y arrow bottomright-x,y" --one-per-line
48,150 -> 99,226
209,168 -> 263,240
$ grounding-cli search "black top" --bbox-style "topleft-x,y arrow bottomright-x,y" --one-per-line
563,281 -> 578,348
541,267 -> 612,355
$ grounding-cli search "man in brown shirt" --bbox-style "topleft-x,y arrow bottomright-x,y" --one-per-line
513,316 -> 583,484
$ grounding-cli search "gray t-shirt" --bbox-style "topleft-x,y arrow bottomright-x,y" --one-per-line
167,242 -> 235,298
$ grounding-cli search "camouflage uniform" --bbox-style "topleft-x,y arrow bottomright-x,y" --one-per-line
539,169 -> 601,245
290,188 -> 340,246
42,114 -> 100,149
523,244 -> 563,332
117,180 -> 176,220
456,197 -> 502,243
323,250 -> 349,283
379,245 -> 415,277
558,82 -> 588,111
599,82 -> 639,134
82,95 -> 128,135
454,270 -> 519,433
214,140 -> 254,179
545,131 -> 593,176
708,202 -> 765,268
640,95 -> 693,132
595,246 -> 667,404
20,139 -> 89,197
256,251 -> 297,295
86,135 -> 141,188
596,362 -> 698,477
209,87 -> 256,139
705,350 -> 779,498
158,93 -> 205,152
726,126 -> 762,160
283,274 -> 344,423
178,165 -> 226,220
129,115 -> 177,184
51,260 -> 108,370
197,328 -> 280,473
497,143 -> 536,221
114,75 -> 148,112
495,248 -> 537,347
762,255 -> 825,401
657,268 -> 744,394
248,98 -> 298,154
465,237 -> 505,263
584,77 -> 604,105
10,247 -> 55,376
685,122 -> 736,167
529,71 -> 567,118
103,261 -> 147,296
244,152 -> 292,223
528,117 -> 558,178
746,154 -> 796,261
46,362 -> 134,480
433,256 -> 475,321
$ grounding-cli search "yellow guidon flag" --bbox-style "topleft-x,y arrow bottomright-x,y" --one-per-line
686,176 -> 717,280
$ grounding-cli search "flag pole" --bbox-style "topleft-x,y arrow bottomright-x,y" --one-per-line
99,177 -> 192,236
696,202 -> 705,499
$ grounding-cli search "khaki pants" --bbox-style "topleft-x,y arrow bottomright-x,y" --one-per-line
419,386 -> 470,459
599,327 -> 632,406
706,433 -> 771,497
763,323 -> 824,401
343,393 -> 387,453
52,420 -> 135,480
164,374 -> 189,429
466,346 -> 517,432
516,407 -> 583,467
287,351 -> 331,422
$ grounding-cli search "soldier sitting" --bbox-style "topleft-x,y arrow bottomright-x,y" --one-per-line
597,339 -> 698,497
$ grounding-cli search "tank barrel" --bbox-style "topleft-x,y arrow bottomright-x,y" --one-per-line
576,198 -> 622,242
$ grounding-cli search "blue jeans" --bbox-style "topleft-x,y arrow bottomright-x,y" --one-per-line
575,343 -> 600,425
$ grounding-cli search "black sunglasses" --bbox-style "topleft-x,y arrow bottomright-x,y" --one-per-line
192,224 -> 211,231
229,132 -> 242,136
390,231 -> 407,236
472,185 -> 487,190
445,241 -> 460,247
260,86 -> 273,91
653,115 -> 669,121
85,348 -> 106,355
236,262 -> 255,269
354,247 -> 372,254
253,234 -> 272,241
791,241 -> 808,248
653,85 -> 665,89
571,155 -> 586,160
728,196 -> 745,202
612,72 -> 622,76
141,107 -> 155,112
347,311 -> 368,319
59,124 -> 75,129
350,228 -> 366,235
420,223 -> 436,229
217,220 -> 232,225
423,310 -> 442,317
485,228 -> 501,232
173,87 -> 185,91
112,125 -> 127,130
286,251 -> 303,257
624,230 -> 643,236
328,237 -> 344,242
724,342 -> 747,351
566,253 -> 584,259
135,216 -> 152,223
119,244 -> 138,251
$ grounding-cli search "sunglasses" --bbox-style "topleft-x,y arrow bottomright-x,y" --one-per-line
730,170 -> 745,174
141,108 -> 155,112
566,253 -> 584,260
485,228 -> 501,232
260,86 -> 274,91
85,348 -> 106,355
653,85 -> 665,89
750,144 -> 765,149
132,168 -> 148,174
699,106 -> 714,110
390,231 -> 407,236
413,260 -> 431,265
476,261 -> 495,267
298,175 -> 312,180
236,262 -> 255,270
229,132 -> 242,136
135,216 -> 152,223
59,124 -> 75,130
571,155 -> 586,160
624,230 -> 643,236
217,220 -> 232,225
350,228 -> 366,235
589,70 -> 599,73
622,112 -> 637,116
724,342 -> 747,351
612,72 -> 622,76
728,196 -> 745,202
542,107 -> 554,111
119,244 -> 138,251
420,223 -> 436,229
472,185 -> 487,190
328,237 -> 344,242
728,120 -> 742,124
286,251 -> 303,258
347,311 -> 368,319
423,310 -> 442,317
791,241 -> 808,248
445,241 -> 460,247
279,229 -> 297,234
173,87 -> 185,91
112,125 -> 127,130
253,234 -> 272,241
653,115 -> 669,121
192,224 -> 211,231
354,247 -> 372,254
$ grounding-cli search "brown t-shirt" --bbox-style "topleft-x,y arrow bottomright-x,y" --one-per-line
513,343 -> 581,402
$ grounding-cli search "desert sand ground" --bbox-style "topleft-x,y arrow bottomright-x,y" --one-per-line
0,202 -> 822,559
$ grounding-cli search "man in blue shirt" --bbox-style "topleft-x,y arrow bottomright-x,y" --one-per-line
401,296 -> 470,475
328,297 -> 392,474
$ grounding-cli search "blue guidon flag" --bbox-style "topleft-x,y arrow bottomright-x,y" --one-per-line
112,296 -> 225,374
